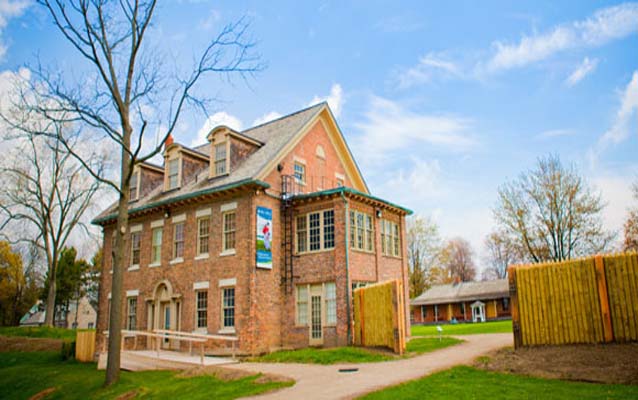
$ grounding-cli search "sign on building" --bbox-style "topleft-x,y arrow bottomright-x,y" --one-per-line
256,206 -> 273,269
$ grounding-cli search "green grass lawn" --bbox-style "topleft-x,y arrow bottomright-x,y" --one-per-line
253,338 -> 462,365
0,351 -> 291,400
411,320 -> 512,336
406,337 -> 463,354
358,366 -> 638,400
252,346 -> 394,364
0,326 -> 86,342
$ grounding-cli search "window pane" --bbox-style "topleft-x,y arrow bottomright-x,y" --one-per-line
129,172 -> 138,200
196,291 -> 208,328
349,211 -> 355,248
222,288 -> 235,328
365,215 -> 373,252
296,286 -> 308,325
127,298 -> 137,330
294,162 -> 305,182
131,232 -> 141,265
223,212 -> 236,251
198,218 -> 210,255
356,213 -> 364,250
168,159 -> 179,189
152,228 -> 162,263
309,213 -> 321,251
325,283 -> 336,325
323,210 -> 335,249
174,223 -> 184,258
296,216 -> 307,253
393,223 -> 400,256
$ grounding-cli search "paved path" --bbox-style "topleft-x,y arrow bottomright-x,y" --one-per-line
230,333 -> 512,400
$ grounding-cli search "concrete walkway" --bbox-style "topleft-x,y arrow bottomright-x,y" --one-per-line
230,333 -> 512,400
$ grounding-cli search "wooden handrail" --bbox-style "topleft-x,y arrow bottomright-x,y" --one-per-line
153,329 -> 239,342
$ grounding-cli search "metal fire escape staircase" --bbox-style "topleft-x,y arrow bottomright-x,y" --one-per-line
281,175 -> 299,294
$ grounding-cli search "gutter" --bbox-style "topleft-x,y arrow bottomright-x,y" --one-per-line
92,178 -> 270,225
341,190 -> 352,345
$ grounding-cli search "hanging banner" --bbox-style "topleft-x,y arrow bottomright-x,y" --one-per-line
256,206 -> 273,269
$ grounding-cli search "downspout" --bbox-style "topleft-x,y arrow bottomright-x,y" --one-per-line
341,191 -> 352,345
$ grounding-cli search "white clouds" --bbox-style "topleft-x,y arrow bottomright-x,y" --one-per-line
566,57 -> 599,86
352,96 -> 475,165
199,9 -> 221,31
592,174 -> 637,239
600,71 -> 638,146
0,0 -> 28,61
395,53 -> 461,89
252,111 -> 282,126
309,83 -> 343,116
536,128 -> 574,139
484,3 -> 638,73
191,111 -> 243,146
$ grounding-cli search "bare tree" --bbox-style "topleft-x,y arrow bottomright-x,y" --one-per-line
494,155 -> 614,263
0,122 -> 101,327
18,0 -> 262,385
440,237 -> 476,282
482,231 -> 522,280
407,215 -> 441,298
624,180 -> 638,252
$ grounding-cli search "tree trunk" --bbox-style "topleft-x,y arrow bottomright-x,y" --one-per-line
43,259 -> 57,327
104,126 -> 132,386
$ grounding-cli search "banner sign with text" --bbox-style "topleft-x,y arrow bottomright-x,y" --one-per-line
256,206 -> 273,269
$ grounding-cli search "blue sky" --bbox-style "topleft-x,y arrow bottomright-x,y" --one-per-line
3,1 -> 637,267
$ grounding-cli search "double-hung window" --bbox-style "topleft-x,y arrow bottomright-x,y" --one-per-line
222,212 -> 236,252
294,162 -> 305,184
130,232 -> 141,267
296,286 -> 308,325
127,297 -> 137,330
151,228 -> 162,264
129,171 -> 138,200
296,209 -> 335,253
215,143 -> 227,175
167,159 -> 179,190
197,218 -> 210,256
381,220 -> 401,257
325,283 -> 336,325
173,222 -> 184,259
196,291 -> 208,329
350,211 -> 374,252
222,287 -> 235,329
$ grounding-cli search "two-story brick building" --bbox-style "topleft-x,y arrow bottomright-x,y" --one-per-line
93,102 -> 412,355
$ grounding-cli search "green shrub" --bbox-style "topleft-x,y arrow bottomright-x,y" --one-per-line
60,341 -> 76,360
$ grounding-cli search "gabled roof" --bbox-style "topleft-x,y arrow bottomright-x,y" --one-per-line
94,103 -> 343,224
411,279 -> 509,306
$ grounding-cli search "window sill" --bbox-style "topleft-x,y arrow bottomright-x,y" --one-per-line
219,249 -> 236,257
193,328 -> 208,334
350,248 -> 375,255
218,327 -> 236,334
381,254 -> 402,260
169,257 -> 184,265
148,262 -> 161,268
128,265 -> 140,271
194,253 -> 210,260
296,248 -> 335,256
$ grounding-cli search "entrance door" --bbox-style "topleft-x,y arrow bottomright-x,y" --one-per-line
161,302 -> 171,348
309,285 -> 323,346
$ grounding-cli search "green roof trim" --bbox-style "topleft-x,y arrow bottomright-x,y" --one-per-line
291,187 -> 413,215
92,179 -> 270,225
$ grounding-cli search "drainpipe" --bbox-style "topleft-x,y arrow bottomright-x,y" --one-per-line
341,190 -> 351,345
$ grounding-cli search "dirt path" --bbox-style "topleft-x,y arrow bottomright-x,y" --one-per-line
230,333 -> 513,400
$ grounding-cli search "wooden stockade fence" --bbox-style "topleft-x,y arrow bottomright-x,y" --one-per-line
509,252 -> 638,348
75,330 -> 96,362
353,279 -> 406,354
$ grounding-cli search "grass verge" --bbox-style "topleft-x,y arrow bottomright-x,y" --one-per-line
0,326 -> 87,342
253,338 -> 462,364
0,351 -> 291,400
411,320 -> 512,336
358,365 -> 638,400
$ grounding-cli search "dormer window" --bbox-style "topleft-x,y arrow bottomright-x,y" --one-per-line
214,142 -> 227,176
129,170 -> 139,201
167,159 -> 179,190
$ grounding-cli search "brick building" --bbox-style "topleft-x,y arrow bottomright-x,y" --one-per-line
94,102 -> 411,355
411,279 -> 511,324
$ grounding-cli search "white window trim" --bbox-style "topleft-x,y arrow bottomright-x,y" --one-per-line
295,209 -> 335,254
150,227 -> 162,266
130,224 -> 143,233
213,140 -> 230,177
220,202 -> 237,212
196,208 -> 212,218
196,217 -> 210,257
293,160 -> 306,185
150,219 -> 164,228
193,281 -> 210,290
129,170 -> 140,201
219,278 -> 236,287
172,213 -> 186,223
219,249 -> 236,257
335,172 -> 345,181
166,157 -> 182,190
350,210 -> 375,253
148,262 -> 161,268
169,257 -> 184,265
129,231 -> 141,270
194,254 -> 210,260
220,286 -> 236,333
126,289 -> 140,297
222,211 -> 236,253
127,265 -> 140,271
295,282 -> 337,328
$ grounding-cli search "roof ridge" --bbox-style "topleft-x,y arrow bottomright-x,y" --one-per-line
240,101 -> 326,134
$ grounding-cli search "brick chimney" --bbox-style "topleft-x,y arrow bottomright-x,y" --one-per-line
164,133 -> 174,149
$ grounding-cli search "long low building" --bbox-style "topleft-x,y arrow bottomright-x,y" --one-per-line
411,279 -> 511,324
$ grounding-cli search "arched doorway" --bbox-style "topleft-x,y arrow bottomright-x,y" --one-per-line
471,300 -> 485,323
147,280 -> 181,349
